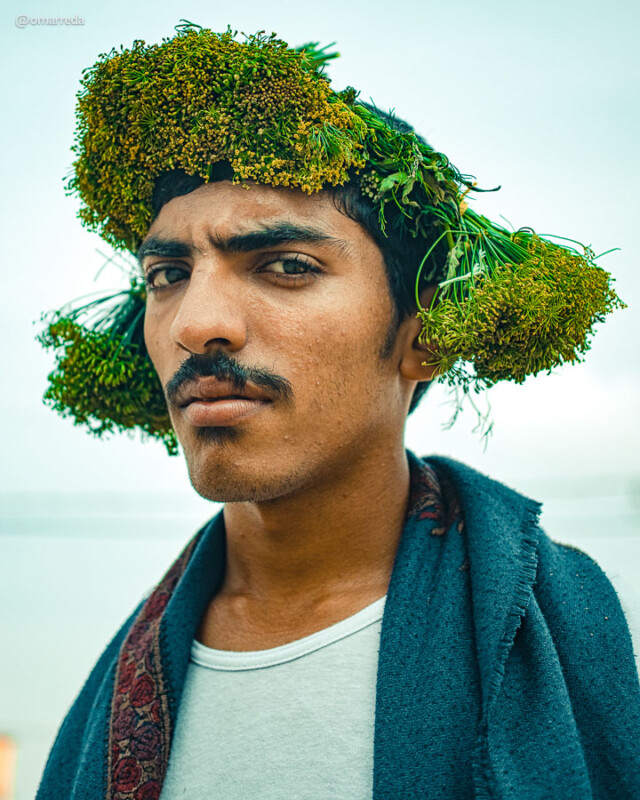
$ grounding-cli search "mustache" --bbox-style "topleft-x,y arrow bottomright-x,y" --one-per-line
164,351 -> 294,407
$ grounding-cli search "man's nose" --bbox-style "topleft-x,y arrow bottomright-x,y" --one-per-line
169,269 -> 248,355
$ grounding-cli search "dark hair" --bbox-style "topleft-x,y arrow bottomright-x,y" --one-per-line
151,105 -> 444,414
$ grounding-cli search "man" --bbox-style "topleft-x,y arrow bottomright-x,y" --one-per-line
36,23 -> 640,800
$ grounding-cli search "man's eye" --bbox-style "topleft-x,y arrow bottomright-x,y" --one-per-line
260,257 -> 320,277
144,265 -> 188,289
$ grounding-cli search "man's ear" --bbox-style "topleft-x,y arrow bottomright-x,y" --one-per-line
398,285 -> 440,382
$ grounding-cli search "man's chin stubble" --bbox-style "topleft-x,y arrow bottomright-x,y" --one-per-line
190,474 -> 307,504
193,426 -> 241,446
184,440 -> 308,504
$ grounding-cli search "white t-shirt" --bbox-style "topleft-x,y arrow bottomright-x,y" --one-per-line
159,596 -> 386,799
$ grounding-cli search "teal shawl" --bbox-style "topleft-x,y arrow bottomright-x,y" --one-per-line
36,454 -> 640,799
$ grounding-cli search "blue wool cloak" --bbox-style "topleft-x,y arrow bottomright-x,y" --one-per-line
36,454 -> 640,799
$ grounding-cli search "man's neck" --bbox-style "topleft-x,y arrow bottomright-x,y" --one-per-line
218,443 -> 411,608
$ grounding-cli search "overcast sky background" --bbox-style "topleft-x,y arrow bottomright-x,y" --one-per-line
1,0 -> 638,500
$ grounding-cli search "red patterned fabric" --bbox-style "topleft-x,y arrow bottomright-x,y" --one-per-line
407,457 -> 464,536
108,536 -> 199,799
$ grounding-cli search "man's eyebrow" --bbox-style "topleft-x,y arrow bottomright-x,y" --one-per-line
137,238 -> 193,266
137,223 -> 353,266
218,224 -> 353,255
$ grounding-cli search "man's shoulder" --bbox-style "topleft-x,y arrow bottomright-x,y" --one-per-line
420,453 -> 538,509
417,452 -> 543,548
415,451 -> 639,672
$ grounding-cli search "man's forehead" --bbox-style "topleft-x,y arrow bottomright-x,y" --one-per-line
153,177 -> 338,224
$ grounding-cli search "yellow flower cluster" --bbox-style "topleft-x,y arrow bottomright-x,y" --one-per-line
417,235 -> 626,389
38,316 -> 177,454
68,27 -> 368,251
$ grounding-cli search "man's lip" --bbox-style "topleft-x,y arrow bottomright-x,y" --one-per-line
181,397 -> 270,427
175,378 -> 270,408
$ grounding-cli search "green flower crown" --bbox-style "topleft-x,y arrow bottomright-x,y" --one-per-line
38,21 -> 625,453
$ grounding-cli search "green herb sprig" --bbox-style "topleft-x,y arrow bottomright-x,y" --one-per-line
414,221 -> 625,392
37,280 -> 177,454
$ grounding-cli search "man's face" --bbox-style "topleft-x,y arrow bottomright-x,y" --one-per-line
142,180 -> 414,502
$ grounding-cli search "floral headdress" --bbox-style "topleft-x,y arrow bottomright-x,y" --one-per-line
38,21 -> 625,453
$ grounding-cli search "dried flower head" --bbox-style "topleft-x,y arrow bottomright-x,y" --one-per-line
417,233 -> 626,392
68,26 -> 369,251
37,283 -> 177,454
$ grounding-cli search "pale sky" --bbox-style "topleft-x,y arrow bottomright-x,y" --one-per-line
2,0 -> 638,498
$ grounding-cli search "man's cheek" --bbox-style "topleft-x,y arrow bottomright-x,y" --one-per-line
143,315 -> 164,369
146,328 -> 180,385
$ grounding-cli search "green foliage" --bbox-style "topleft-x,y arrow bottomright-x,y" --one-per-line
37,283 -> 177,455
417,230 -> 626,392
67,24 -> 367,251
351,103 -> 467,241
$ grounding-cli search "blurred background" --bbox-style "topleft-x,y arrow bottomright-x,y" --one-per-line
1,0 -> 638,796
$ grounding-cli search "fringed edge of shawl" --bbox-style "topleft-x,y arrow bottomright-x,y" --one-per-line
471,499 -> 542,799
